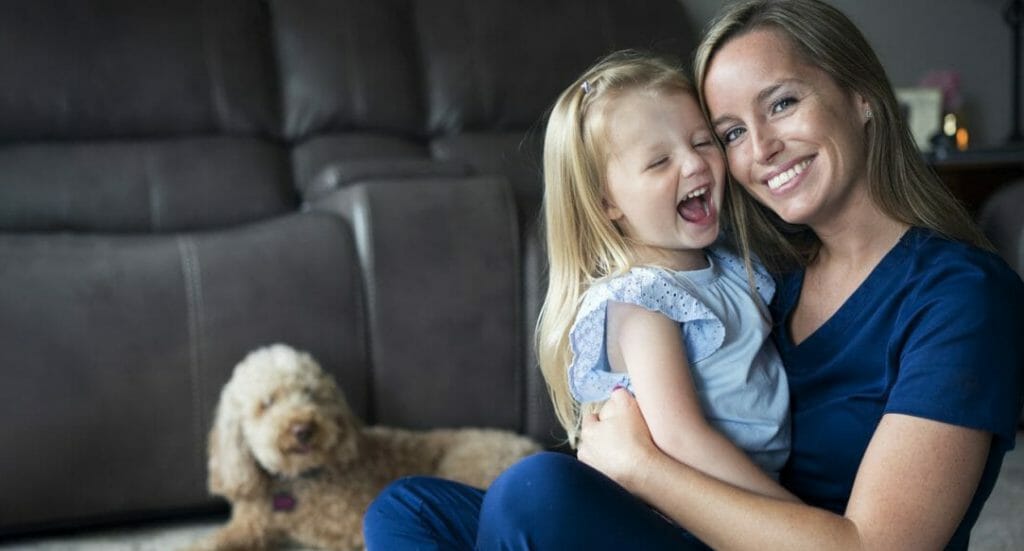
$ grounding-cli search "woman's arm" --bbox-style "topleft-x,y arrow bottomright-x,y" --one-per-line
605,302 -> 797,502
578,389 -> 991,550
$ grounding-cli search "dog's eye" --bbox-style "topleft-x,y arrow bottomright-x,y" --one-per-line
260,396 -> 274,410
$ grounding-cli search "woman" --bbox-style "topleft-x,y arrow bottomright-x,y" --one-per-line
364,1 -> 1024,548
576,0 -> 1023,548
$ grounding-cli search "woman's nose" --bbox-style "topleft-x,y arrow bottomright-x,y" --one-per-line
751,126 -> 783,164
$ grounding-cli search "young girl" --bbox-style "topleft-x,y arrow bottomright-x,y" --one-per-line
535,50 -> 796,501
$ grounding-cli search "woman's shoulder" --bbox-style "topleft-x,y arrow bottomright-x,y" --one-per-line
901,227 -> 1024,295
891,228 -> 1024,341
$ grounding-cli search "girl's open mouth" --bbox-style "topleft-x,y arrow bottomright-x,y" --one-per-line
678,187 -> 712,223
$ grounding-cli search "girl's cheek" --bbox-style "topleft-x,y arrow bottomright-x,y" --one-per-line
726,152 -> 747,182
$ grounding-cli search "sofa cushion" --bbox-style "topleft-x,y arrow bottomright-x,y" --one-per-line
270,0 -> 424,140
414,0 -> 696,134
0,138 -> 294,232
0,0 -> 278,140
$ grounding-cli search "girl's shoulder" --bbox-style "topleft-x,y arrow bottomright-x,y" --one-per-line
568,266 -> 727,403
578,265 -> 717,325
707,245 -> 777,305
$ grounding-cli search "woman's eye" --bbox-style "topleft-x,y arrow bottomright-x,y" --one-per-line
771,97 -> 797,114
722,127 -> 745,144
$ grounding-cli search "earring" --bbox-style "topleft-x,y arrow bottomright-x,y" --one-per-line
864,108 -> 873,119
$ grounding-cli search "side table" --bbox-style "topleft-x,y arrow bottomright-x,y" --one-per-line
926,146 -> 1024,214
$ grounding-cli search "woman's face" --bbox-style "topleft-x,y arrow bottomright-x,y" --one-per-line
703,29 -> 871,229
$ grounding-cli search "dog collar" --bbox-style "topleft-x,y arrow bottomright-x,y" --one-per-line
272,491 -> 297,512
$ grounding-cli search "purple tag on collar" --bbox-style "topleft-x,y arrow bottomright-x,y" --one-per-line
272,491 -> 296,512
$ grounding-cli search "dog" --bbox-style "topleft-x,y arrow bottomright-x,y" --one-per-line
188,343 -> 541,551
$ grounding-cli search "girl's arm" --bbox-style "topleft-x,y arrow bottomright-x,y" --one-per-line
578,388 -> 991,550
605,301 -> 797,503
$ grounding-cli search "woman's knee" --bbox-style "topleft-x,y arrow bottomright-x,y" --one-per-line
364,476 -> 484,550
483,451 -> 587,520
364,476 -> 433,531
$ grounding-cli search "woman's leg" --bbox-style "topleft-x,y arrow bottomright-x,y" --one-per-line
476,452 -> 708,550
363,476 -> 484,551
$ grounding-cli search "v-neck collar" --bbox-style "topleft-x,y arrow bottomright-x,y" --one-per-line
779,227 -> 922,359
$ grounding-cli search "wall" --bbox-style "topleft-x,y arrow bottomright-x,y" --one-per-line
684,0 -> 1020,149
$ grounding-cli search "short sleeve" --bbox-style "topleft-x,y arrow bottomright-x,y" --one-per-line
886,253 -> 1024,452
567,267 -> 725,403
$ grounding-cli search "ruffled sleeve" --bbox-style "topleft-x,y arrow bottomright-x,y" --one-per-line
568,267 -> 725,403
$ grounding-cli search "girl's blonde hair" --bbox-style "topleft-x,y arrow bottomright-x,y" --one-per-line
535,50 -> 696,446
693,0 -> 991,271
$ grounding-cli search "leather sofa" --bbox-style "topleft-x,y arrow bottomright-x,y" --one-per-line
977,179 -> 1024,424
0,0 -> 697,537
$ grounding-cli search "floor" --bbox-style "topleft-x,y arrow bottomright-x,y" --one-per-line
2,431 -> 1022,550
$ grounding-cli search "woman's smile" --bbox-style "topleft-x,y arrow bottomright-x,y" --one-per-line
765,157 -> 814,192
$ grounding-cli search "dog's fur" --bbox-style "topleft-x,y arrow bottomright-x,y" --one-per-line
189,344 -> 541,551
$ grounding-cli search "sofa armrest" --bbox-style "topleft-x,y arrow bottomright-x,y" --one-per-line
301,159 -> 474,203
309,175 -> 531,432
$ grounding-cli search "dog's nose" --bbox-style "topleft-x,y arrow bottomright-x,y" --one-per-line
291,422 -> 315,444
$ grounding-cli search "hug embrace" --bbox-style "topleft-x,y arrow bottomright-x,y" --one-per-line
365,0 -> 1024,549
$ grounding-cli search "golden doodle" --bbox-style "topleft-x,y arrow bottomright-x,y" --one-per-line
188,344 -> 541,551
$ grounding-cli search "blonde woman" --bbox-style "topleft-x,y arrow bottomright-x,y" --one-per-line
365,50 -> 797,549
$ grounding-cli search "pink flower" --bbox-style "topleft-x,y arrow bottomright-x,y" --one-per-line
919,70 -> 963,112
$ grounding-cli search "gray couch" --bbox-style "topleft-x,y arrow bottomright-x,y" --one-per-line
978,179 -> 1024,425
0,0 -> 698,539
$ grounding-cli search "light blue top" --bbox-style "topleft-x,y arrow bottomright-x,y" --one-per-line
568,247 -> 791,476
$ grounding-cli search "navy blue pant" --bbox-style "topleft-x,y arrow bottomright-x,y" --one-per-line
363,451 -> 709,550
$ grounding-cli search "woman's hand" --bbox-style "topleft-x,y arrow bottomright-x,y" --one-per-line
576,388 -> 661,489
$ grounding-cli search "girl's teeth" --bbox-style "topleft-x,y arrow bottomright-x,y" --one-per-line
767,160 -> 810,190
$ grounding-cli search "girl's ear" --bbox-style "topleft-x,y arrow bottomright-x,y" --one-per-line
603,197 -> 623,221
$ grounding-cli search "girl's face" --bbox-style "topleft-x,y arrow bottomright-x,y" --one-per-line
703,29 -> 871,229
602,89 -> 725,271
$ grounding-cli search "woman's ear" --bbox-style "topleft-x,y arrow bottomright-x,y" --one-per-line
207,387 -> 269,500
855,93 -> 873,125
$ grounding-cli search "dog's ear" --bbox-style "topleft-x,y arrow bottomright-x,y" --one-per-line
207,388 -> 268,500
327,380 -> 366,468
331,409 -> 364,468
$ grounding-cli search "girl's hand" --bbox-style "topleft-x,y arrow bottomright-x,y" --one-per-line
577,388 -> 660,489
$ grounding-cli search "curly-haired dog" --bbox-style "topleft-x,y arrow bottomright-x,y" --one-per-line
189,344 -> 541,551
